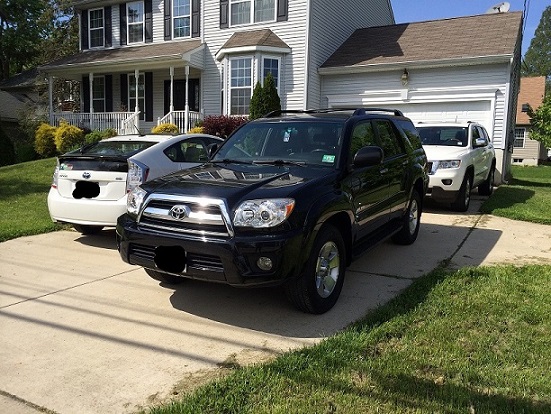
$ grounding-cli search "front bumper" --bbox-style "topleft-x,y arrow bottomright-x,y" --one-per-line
426,167 -> 465,203
116,214 -> 306,287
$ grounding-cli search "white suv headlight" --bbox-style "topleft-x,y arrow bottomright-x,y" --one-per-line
127,187 -> 147,216
435,160 -> 461,170
234,198 -> 295,228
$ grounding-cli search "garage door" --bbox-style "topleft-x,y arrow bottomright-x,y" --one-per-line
385,101 -> 492,131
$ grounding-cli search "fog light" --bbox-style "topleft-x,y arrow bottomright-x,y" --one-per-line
442,179 -> 453,185
257,257 -> 273,271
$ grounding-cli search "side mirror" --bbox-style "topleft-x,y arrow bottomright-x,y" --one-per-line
353,146 -> 383,168
474,138 -> 487,148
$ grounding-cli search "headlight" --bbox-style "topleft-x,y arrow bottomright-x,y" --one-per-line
435,160 -> 461,170
234,198 -> 295,228
127,187 -> 147,216
127,159 -> 149,192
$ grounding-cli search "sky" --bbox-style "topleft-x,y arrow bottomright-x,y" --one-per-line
391,0 -> 549,56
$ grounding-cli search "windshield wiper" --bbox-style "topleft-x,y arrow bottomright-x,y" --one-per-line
253,159 -> 306,167
211,158 -> 253,165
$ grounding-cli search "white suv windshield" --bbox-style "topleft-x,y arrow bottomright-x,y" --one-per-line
418,126 -> 468,147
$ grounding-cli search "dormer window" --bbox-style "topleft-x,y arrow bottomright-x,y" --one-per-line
89,8 -> 104,48
173,0 -> 191,38
127,1 -> 144,43
230,0 -> 275,26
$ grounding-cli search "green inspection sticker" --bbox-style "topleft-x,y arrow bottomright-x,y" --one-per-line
322,155 -> 335,163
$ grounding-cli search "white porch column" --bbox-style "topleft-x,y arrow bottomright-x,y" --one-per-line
134,69 -> 140,132
184,65 -> 190,133
170,66 -> 175,124
48,75 -> 54,125
89,73 -> 94,131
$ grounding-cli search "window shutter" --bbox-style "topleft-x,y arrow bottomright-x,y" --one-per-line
276,0 -> 288,22
81,10 -> 89,50
145,0 -> 153,43
119,4 -> 127,46
82,76 -> 90,112
120,74 -> 128,110
192,0 -> 200,38
145,72 -> 153,122
105,75 -> 113,112
164,0 -> 172,40
220,0 -> 229,29
104,6 -> 112,47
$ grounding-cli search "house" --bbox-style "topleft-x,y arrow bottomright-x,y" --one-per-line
39,0 -> 396,134
318,12 -> 523,183
0,68 -> 42,131
512,76 -> 547,165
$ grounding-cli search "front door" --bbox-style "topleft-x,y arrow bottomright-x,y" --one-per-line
164,79 -> 200,114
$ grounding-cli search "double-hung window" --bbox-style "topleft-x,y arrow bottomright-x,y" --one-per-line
230,58 -> 252,115
514,128 -> 526,148
262,57 -> 279,91
89,8 -> 104,48
173,0 -> 191,38
92,76 -> 106,112
127,1 -> 144,43
230,0 -> 275,26
129,74 -> 145,120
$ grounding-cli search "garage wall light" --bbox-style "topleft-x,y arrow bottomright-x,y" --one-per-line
401,69 -> 409,86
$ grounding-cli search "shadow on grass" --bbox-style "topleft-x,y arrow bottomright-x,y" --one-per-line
0,175 -> 51,201
480,186 -> 535,213
509,178 -> 551,188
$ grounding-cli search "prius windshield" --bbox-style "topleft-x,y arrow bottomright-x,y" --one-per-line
213,121 -> 344,167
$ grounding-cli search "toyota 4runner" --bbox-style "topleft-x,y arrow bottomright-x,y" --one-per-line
117,108 -> 428,313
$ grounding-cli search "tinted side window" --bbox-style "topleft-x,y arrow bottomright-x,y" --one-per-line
374,120 -> 405,159
396,119 -> 422,148
350,121 -> 376,160
164,138 -> 209,162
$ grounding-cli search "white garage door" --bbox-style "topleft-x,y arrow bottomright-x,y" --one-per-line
385,101 -> 492,131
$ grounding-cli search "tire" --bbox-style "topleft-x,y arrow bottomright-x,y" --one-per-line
144,268 -> 185,285
73,224 -> 104,235
392,189 -> 421,245
451,174 -> 472,212
284,224 -> 346,314
478,164 -> 495,196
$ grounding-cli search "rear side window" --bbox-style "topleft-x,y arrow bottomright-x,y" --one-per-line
374,120 -> 405,159
72,141 -> 157,157
395,119 -> 422,148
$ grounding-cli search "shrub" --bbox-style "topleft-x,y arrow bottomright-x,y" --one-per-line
249,81 -> 265,120
151,123 -> 179,134
34,123 -> 58,157
54,121 -> 84,154
263,73 -> 281,115
187,126 -> 205,134
0,126 -> 16,166
84,128 -> 118,144
202,115 -> 248,138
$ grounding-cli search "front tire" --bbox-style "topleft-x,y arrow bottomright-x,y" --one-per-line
478,164 -> 495,196
451,174 -> 472,212
73,224 -> 104,235
392,189 -> 421,245
285,224 -> 346,314
145,268 -> 185,285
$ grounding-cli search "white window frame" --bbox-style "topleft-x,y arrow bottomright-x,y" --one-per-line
127,1 -> 144,44
92,76 -> 106,113
229,0 -> 276,26
229,57 -> 253,115
89,8 -> 104,48
514,127 -> 526,148
261,56 -> 280,94
129,73 -> 145,120
173,0 -> 191,38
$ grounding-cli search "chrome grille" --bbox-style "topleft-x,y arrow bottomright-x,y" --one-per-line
138,194 -> 233,237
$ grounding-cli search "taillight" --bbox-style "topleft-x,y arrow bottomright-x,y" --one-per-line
126,160 -> 149,193
51,161 -> 60,189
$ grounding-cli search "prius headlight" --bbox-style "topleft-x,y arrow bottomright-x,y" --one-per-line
127,186 -> 147,217
234,198 -> 295,228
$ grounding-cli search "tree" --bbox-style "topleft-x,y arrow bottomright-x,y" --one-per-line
527,94 -> 551,150
263,73 -> 281,115
522,6 -> 551,78
249,81 -> 265,120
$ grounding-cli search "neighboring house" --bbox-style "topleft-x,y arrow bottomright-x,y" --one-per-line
38,0 -> 395,134
318,12 -> 523,183
0,68 -> 42,129
512,76 -> 547,165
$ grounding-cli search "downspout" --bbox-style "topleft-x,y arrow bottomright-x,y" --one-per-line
501,56 -> 514,183
302,2 -> 311,110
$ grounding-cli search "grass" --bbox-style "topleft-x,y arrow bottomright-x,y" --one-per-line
0,158 -> 63,242
481,164 -> 551,225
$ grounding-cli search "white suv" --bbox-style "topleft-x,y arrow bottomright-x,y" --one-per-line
416,122 -> 496,211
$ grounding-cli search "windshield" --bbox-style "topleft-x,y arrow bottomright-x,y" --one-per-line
213,121 -> 344,167
66,140 -> 158,157
418,126 -> 468,147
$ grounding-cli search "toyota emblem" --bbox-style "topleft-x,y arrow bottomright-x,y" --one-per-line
169,205 -> 191,220
82,172 -> 91,179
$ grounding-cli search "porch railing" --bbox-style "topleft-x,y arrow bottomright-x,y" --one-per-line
51,112 -> 140,135
157,110 -> 203,133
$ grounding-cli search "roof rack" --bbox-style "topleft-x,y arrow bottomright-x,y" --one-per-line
264,107 -> 404,118
352,108 -> 404,117
264,110 -> 308,118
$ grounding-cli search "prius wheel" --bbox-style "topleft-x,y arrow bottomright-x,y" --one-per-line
285,224 -> 345,314
145,268 -> 184,285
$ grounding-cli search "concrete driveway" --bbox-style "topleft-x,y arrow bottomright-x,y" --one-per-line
1,196 -> 550,414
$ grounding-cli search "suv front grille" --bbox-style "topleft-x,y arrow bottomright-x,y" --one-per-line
129,243 -> 224,272
138,195 -> 233,238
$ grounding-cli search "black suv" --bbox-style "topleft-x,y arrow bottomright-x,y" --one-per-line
117,108 -> 428,313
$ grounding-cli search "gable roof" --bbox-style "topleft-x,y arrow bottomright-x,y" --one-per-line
0,68 -> 40,90
320,12 -> 523,73
216,29 -> 291,60
516,76 -> 546,125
